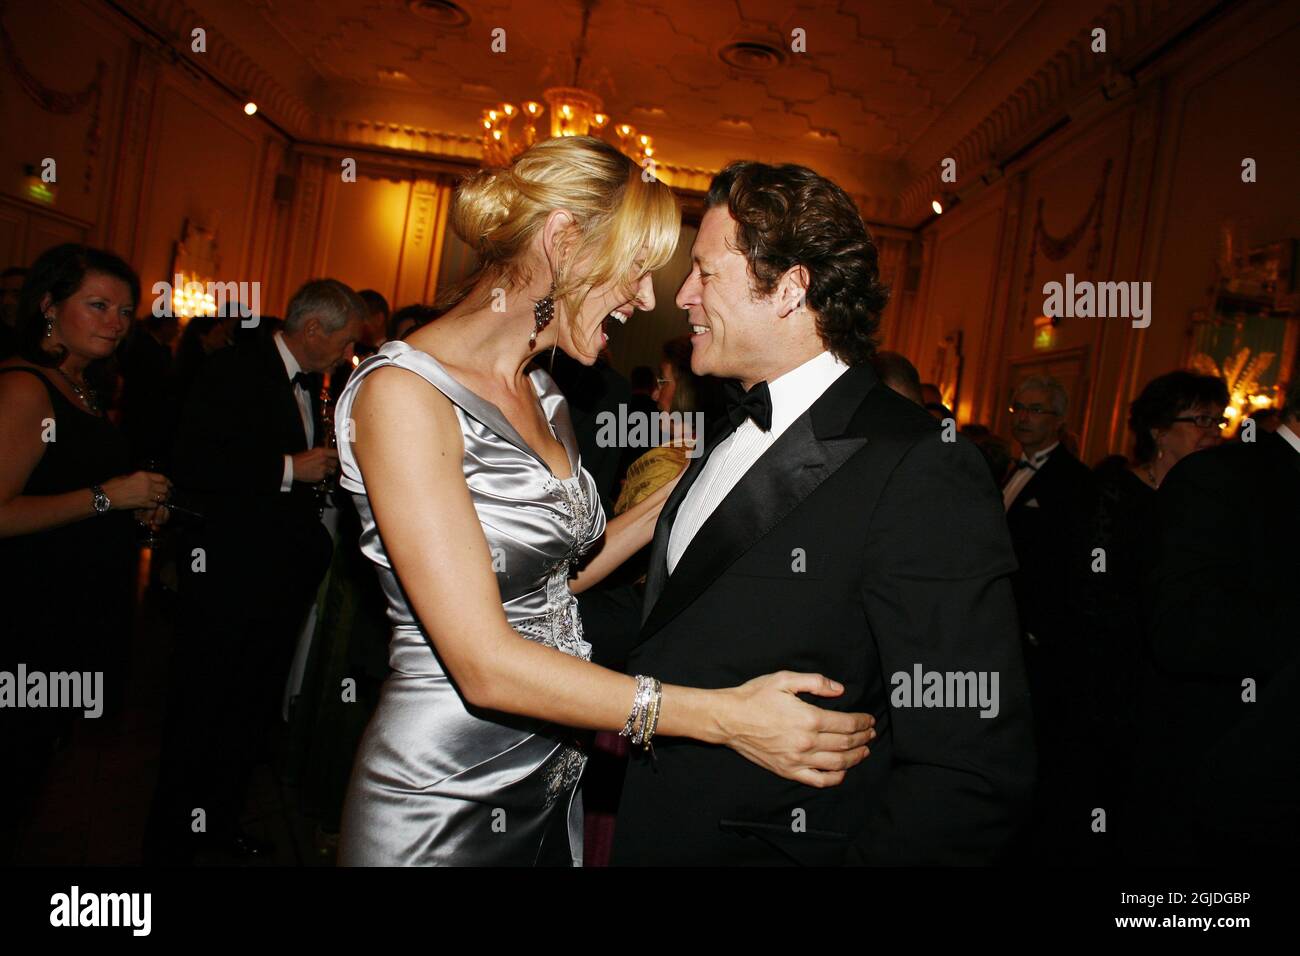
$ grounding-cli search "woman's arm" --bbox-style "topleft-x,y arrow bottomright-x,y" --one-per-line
0,371 -> 170,538
351,367 -> 873,788
570,470 -> 679,594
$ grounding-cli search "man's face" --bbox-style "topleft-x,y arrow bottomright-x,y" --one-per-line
675,206 -> 777,385
1011,386 -> 1061,451
304,314 -> 362,372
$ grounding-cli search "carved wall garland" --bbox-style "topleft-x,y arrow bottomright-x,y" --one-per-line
0,0 -> 105,193
1019,158 -> 1113,329
900,0 -> 1186,225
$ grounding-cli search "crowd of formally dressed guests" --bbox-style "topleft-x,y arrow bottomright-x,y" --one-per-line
870,351 -> 1299,864
0,240 -> 1295,866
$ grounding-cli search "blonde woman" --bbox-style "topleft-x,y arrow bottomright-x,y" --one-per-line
335,137 -> 874,866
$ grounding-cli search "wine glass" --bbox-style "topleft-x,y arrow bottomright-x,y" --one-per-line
136,457 -> 167,550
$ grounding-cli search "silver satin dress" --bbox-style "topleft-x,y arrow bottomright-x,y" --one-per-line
334,340 -> 606,866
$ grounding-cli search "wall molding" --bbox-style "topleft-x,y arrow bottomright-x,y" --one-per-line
115,0 -> 314,134
898,0 -> 1220,226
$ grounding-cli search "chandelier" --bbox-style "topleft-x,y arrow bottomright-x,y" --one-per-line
480,0 -> 654,169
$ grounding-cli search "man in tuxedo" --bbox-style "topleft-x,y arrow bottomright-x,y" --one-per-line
144,278 -> 363,863
119,313 -> 178,466
611,162 -> 1034,865
1128,378 -> 1300,863
1001,375 -> 1095,858
1002,376 -> 1096,652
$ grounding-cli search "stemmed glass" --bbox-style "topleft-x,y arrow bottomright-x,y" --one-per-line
135,457 -> 168,550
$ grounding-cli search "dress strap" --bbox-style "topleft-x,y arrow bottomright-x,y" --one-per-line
0,366 -> 65,407
334,339 -> 577,488
334,340 -> 486,494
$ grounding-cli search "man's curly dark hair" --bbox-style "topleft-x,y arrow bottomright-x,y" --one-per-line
706,161 -> 889,367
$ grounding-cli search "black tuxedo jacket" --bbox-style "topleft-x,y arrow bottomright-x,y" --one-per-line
171,335 -> 331,611
119,328 -> 177,467
1129,430 -> 1300,862
611,363 -> 1035,865
1004,444 -> 1096,648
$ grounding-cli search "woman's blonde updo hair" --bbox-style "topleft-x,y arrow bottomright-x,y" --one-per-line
444,136 -> 680,326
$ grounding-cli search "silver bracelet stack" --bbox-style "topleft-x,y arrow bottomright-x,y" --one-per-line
620,675 -> 662,750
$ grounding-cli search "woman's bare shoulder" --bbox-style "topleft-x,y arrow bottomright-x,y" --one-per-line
350,362 -> 463,458
0,360 -> 53,412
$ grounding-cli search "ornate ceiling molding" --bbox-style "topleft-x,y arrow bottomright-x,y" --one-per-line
109,0 -> 1209,230
898,0 -> 1191,225
118,0 -> 314,134
310,117 -> 483,161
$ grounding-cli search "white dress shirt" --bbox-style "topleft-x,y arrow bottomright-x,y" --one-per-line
666,349 -> 849,575
1002,441 -> 1058,511
274,331 -> 314,492
1277,423 -> 1300,456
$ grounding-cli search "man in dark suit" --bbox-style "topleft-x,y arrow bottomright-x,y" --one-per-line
119,313 -> 178,467
1002,376 -> 1096,650
1128,379 -> 1300,864
549,348 -> 632,518
144,279 -> 363,863
611,162 -> 1034,866
1001,375 -> 1095,859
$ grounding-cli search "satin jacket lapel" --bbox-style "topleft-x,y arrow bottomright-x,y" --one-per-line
1270,430 -> 1300,480
1010,445 -> 1063,511
641,364 -> 876,640
641,413 -> 734,621
262,337 -> 310,452
1009,468 -> 1040,513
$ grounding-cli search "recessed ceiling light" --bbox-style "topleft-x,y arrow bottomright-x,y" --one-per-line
718,40 -> 786,72
378,68 -> 409,81
406,0 -> 470,28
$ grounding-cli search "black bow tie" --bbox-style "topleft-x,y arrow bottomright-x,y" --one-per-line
291,371 -> 312,389
1014,458 -> 1039,472
725,380 -> 773,432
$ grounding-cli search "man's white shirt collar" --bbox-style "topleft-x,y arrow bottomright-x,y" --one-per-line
665,350 -> 847,576
1277,423 -> 1300,455
1020,441 -> 1059,466
764,349 -> 850,436
274,330 -> 303,382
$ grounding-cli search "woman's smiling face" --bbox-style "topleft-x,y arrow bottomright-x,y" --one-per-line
557,260 -> 656,364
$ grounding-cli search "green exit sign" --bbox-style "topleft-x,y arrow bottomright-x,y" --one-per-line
25,180 -> 56,205
1033,317 -> 1056,350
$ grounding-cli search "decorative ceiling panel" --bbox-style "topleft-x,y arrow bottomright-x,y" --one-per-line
218,0 -> 1052,164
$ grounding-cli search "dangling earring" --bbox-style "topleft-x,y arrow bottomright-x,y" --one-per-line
44,312 -> 54,338
529,288 -> 555,350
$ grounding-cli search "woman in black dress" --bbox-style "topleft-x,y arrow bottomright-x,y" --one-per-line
1076,370 -> 1228,861
0,244 -> 170,851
